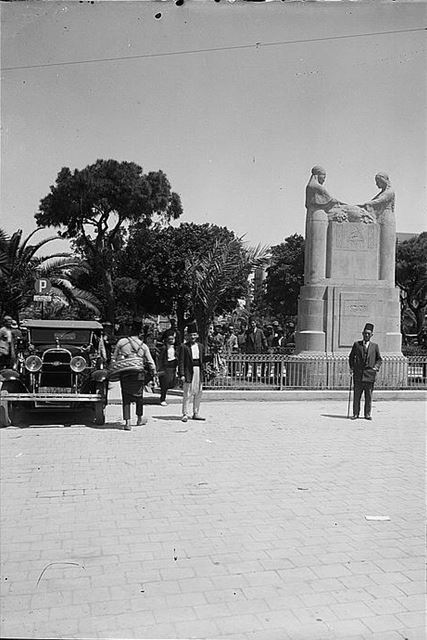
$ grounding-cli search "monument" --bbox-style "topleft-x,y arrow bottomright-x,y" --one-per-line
295,166 -> 404,384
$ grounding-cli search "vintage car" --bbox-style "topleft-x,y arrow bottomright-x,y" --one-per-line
0,319 -> 109,427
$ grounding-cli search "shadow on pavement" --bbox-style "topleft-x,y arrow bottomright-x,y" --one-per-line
5,408 -> 123,430
151,415 -> 183,421
321,414 -> 351,419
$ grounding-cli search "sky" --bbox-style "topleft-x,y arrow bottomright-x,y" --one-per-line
1,0 -> 426,255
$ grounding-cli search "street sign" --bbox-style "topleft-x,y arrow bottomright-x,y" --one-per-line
33,294 -> 52,302
34,278 -> 52,294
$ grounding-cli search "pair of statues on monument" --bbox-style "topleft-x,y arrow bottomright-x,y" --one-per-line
305,166 -> 395,224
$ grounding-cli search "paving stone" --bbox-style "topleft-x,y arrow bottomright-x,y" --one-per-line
361,613 -> 407,632
395,610 -> 426,628
216,613 -> 264,634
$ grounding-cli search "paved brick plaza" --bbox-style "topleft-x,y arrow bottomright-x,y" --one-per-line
1,399 -> 425,640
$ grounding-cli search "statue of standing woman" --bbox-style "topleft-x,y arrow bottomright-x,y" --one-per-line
358,172 -> 395,222
305,166 -> 343,215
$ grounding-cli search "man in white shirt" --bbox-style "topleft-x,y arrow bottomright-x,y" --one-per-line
178,322 -> 205,423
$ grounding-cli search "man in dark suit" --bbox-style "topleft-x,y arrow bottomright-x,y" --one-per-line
245,318 -> 267,380
349,323 -> 382,420
178,322 -> 205,423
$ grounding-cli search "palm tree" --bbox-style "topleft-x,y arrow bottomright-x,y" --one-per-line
184,235 -> 270,342
0,228 -> 100,319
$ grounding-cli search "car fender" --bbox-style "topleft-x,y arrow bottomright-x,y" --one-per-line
0,368 -> 21,383
0,371 -> 27,393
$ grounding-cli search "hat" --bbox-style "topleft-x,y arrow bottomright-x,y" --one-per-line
11,320 -> 18,329
186,321 -> 198,334
272,320 -> 279,326
363,323 -> 374,332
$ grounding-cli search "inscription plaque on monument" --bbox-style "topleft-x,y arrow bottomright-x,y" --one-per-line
327,222 -> 379,280
333,223 -> 378,250
339,294 -> 375,347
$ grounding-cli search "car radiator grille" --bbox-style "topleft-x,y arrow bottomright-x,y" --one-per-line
40,351 -> 73,388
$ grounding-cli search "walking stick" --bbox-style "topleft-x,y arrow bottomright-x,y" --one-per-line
347,372 -> 353,419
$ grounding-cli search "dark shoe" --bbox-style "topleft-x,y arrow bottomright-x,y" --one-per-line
192,415 -> 206,421
137,416 -> 148,426
351,415 -> 359,420
124,420 -> 131,431
181,415 -> 188,422
365,416 -> 372,421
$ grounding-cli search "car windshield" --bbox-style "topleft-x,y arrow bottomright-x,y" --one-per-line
29,328 -> 92,345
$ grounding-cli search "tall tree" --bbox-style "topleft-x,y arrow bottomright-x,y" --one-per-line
395,232 -> 427,338
0,228 -> 99,319
35,159 -> 183,323
263,234 -> 305,322
117,223 -> 266,339
185,236 -> 269,341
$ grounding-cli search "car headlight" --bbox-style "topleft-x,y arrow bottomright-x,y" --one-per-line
70,356 -> 87,373
25,355 -> 42,372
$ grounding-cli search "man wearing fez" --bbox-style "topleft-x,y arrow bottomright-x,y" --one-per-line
178,321 -> 205,423
349,323 -> 382,421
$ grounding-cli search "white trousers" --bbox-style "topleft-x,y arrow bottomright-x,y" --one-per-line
182,366 -> 203,416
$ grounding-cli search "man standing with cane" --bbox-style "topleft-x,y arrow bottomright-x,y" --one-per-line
349,323 -> 382,421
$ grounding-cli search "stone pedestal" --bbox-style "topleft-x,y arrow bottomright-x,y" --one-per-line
295,216 -> 405,384
296,281 -> 401,355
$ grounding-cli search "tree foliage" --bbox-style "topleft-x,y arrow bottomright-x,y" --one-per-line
117,223 -> 267,339
0,228 -> 100,319
395,232 -> 427,337
35,159 -> 183,323
262,234 -> 305,321
185,236 -> 269,341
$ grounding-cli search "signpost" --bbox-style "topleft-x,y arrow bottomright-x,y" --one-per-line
33,279 -> 52,318
33,295 -> 52,302
34,278 -> 52,295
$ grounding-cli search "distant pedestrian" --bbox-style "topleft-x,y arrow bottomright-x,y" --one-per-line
112,319 -> 156,430
224,324 -> 239,378
224,325 -> 238,355
245,318 -> 267,380
178,322 -> 205,423
349,323 -> 382,421
161,317 -> 182,347
101,322 -> 114,365
0,316 -> 15,370
237,322 -> 247,354
157,331 -> 178,406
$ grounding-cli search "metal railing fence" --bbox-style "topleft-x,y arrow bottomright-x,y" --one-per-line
204,354 -> 427,390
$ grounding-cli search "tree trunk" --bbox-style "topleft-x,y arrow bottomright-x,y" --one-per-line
102,268 -> 116,325
176,301 -> 186,343
194,307 -> 210,346
415,304 -> 426,337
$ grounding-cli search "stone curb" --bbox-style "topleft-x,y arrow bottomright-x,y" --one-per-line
108,389 -> 427,403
